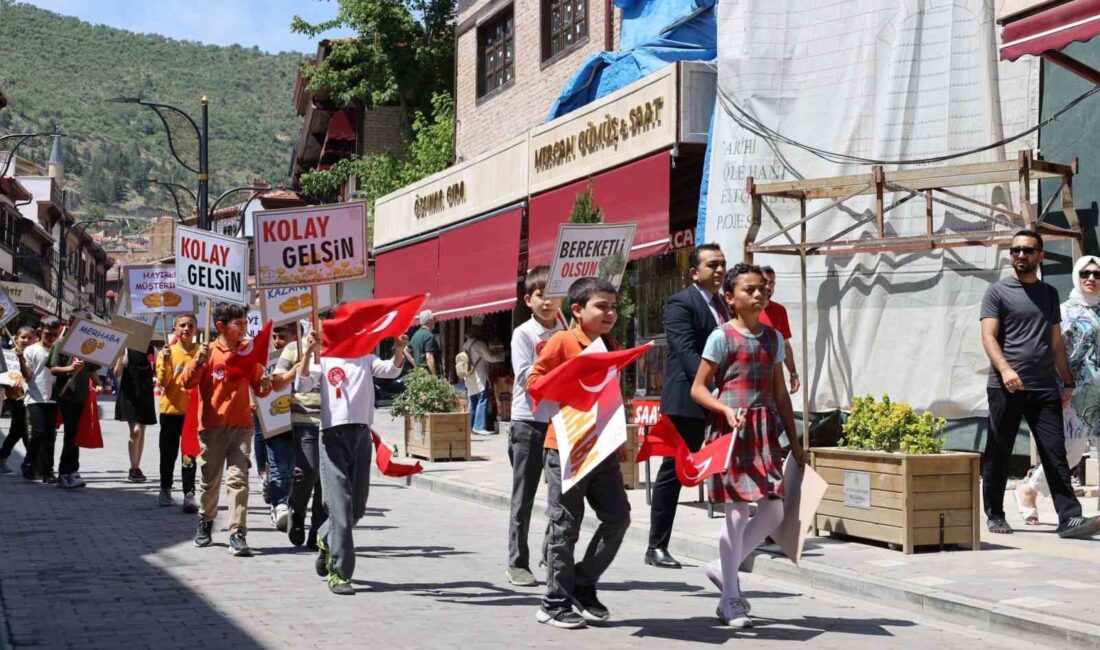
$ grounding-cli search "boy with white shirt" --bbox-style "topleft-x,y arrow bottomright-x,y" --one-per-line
505,266 -> 564,587
296,318 -> 406,595
22,317 -> 62,483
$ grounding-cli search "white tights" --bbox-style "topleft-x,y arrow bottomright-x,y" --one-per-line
716,499 -> 784,600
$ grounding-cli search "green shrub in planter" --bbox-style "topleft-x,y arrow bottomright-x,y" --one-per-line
391,368 -> 459,419
841,394 -> 945,454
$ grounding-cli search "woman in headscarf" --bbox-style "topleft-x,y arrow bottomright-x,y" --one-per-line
1016,254 -> 1100,523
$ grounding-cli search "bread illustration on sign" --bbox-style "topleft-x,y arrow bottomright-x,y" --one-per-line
143,293 -> 164,308
269,394 -> 293,416
279,296 -> 301,313
163,291 -> 182,307
80,338 -> 101,355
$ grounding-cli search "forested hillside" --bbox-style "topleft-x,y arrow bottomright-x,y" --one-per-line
0,1 -> 303,219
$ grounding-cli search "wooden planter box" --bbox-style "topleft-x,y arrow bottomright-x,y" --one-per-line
811,447 -> 981,554
404,413 -> 471,461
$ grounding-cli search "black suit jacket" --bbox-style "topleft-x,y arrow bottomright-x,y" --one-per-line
660,285 -> 723,420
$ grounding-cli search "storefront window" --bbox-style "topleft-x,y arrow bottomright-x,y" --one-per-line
632,247 -> 692,396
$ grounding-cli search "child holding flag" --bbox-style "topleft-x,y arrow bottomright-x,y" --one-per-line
154,314 -> 200,512
183,303 -> 272,557
690,263 -> 809,628
296,297 -> 417,595
528,277 -> 630,630
0,326 -> 35,475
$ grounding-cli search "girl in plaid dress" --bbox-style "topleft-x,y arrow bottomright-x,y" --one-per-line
690,263 -> 809,627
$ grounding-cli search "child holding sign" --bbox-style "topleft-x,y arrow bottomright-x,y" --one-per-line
0,327 -> 35,475
183,303 -> 272,557
155,314 -> 200,512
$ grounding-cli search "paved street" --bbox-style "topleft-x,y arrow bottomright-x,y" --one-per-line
0,412 -> 1020,649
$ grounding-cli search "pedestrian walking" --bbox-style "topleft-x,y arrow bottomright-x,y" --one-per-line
114,345 -> 158,483
21,318 -> 59,483
263,324 -> 298,532
505,266 -> 564,587
154,314 -> 200,511
1015,254 -> 1100,523
529,277 -> 630,630
759,266 -> 801,394
49,309 -> 99,490
647,243 -> 727,570
458,327 -> 505,435
410,310 -> 442,377
980,230 -> 1099,539
295,318 -> 406,595
277,329 -> 326,549
690,263 -> 809,628
183,303 -> 272,557
0,327 -> 35,475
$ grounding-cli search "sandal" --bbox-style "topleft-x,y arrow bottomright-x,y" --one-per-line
1014,483 -> 1040,525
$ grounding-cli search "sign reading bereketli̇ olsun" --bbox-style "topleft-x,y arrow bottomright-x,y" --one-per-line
175,226 -> 250,305
252,202 -> 368,289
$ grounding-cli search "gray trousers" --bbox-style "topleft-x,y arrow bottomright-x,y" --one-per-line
318,423 -> 373,579
508,420 -> 547,569
543,449 -> 631,612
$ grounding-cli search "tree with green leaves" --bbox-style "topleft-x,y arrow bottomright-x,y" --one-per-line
568,182 -> 635,342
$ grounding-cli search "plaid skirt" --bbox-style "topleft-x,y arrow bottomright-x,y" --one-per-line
706,405 -> 785,503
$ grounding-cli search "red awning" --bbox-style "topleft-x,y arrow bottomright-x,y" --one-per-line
433,207 -> 522,321
374,237 -> 439,311
326,110 -> 356,141
528,151 -> 672,267
1001,0 -> 1100,61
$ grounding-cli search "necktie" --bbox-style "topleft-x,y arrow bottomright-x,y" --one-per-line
711,293 -> 729,323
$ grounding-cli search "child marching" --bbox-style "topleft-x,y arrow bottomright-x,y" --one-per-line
690,263 -> 809,627
154,314 -> 201,512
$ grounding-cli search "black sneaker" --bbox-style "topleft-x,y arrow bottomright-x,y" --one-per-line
315,538 -> 330,577
229,532 -> 253,557
1057,516 -> 1100,539
536,607 -> 587,629
21,465 -> 35,481
288,511 -> 306,547
573,586 -> 610,622
41,472 -> 57,484
194,520 -> 214,547
128,468 -> 147,483
306,530 -> 318,551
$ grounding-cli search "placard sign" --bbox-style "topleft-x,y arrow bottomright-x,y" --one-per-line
631,399 -> 661,426
126,264 -> 197,315
0,286 -> 18,329
253,202 -> 368,288
259,285 -> 334,326
247,309 -> 262,339
0,349 -> 24,387
59,318 -> 130,366
254,351 -> 292,438
175,225 -> 249,304
546,223 -> 636,298
843,470 -> 872,509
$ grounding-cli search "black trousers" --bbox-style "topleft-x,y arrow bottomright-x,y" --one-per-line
289,423 -> 326,534
57,399 -> 84,476
507,420 -> 547,570
25,403 -> 57,477
0,399 -> 28,460
985,387 -> 1082,524
647,414 -> 707,549
159,413 -> 197,493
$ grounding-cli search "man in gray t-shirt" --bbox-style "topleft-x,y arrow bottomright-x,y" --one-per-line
979,230 -> 1096,539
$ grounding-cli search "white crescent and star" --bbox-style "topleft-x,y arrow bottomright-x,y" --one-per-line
579,367 -> 618,393
355,310 -> 399,336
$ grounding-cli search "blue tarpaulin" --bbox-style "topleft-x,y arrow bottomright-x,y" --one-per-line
545,0 -> 716,121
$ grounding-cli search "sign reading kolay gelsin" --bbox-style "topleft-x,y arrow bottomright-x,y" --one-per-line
545,223 -> 636,298
175,226 -> 249,305
60,318 -> 130,367
126,264 -> 198,315
253,202 -> 367,289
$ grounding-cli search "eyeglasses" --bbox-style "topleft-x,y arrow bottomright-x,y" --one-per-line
1009,246 -> 1038,256
1079,270 -> 1100,280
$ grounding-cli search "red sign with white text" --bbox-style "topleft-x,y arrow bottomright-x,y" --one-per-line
632,399 -> 661,426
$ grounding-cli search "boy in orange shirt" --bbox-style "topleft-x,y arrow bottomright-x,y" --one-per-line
528,277 -> 630,630
182,303 -> 272,557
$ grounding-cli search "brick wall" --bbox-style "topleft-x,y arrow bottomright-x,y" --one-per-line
455,0 -> 620,161
361,105 -> 407,157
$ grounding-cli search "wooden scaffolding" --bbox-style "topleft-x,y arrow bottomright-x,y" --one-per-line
742,149 -> 1082,447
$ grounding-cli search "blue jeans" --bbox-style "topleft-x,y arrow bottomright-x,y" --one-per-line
253,417 -> 268,473
469,389 -> 490,432
265,432 -> 294,507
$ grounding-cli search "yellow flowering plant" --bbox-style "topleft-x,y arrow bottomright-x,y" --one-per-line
841,394 -> 945,454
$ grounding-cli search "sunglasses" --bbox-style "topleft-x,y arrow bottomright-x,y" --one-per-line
1009,246 -> 1038,256
1079,270 -> 1100,280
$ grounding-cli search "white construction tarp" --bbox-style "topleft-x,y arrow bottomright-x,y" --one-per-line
703,0 -> 1039,419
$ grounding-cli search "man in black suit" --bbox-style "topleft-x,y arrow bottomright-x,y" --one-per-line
645,243 -> 728,568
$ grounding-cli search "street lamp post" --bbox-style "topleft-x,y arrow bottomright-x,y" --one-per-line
107,96 -> 209,229
0,132 -> 55,177
140,177 -> 197,222
207,184 -> 282,235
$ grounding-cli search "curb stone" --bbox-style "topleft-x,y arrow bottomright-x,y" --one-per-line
398,469 -> 1100,649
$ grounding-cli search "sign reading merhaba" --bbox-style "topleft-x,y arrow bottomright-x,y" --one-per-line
60,318 -> 131,366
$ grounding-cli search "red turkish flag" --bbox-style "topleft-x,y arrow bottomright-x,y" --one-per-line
321,295 -> 426,359
528,344 -> 651,412
370,430 -> 423,478
226,318 -> 272,378
180,388 -> 201,457
75,379 -> 103,449
637,415 -> 734,487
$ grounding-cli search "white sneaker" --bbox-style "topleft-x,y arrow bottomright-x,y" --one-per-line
70,473 -> 86,488
182,491 -> 198,514
717,597 -> 753,628
274,503 -> 290,532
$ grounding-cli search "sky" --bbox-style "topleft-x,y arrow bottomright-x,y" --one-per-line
22,0 -> 356,54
